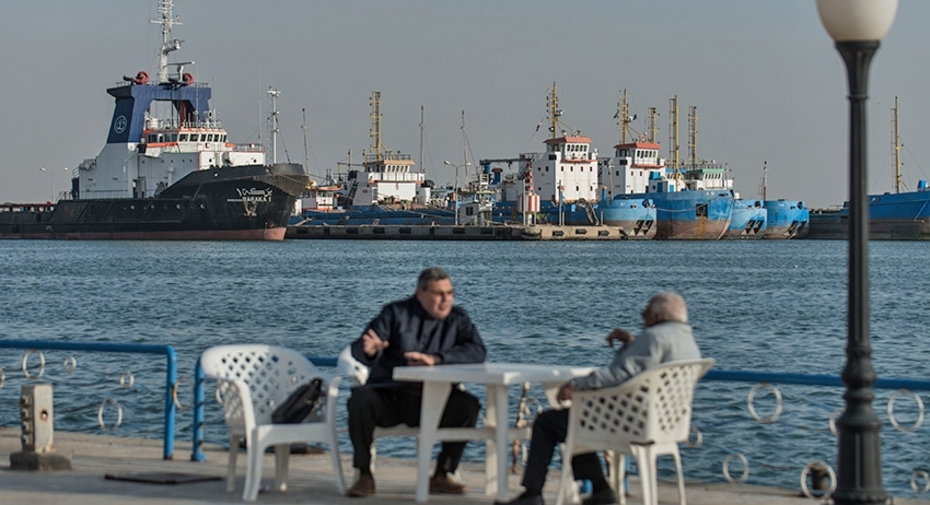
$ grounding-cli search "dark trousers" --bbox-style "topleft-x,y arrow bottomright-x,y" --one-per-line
522,408 -> 606,493
347,384 -> 480,474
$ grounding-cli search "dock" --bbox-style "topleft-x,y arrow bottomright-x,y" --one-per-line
286,224 -> 644,241
2,428 -> 927,504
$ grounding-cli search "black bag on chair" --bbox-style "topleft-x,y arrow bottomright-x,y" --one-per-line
271,378 -> 325,424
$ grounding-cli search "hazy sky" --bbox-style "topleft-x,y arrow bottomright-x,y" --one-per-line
2,1 -> 928,208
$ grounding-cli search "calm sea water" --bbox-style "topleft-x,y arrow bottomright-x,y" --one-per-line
1,239 -> 929,496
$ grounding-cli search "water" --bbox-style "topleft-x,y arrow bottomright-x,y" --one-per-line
1,239 -> 929,496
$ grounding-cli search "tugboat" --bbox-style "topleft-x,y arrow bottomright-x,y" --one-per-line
599,93 -> 733,239
490,84 -> 657,239
0,0 -> 307,240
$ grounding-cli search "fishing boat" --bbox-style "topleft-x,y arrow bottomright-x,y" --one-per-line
0,0 -> 307,240
806,97 -> 930,240
599,93 -> 733,239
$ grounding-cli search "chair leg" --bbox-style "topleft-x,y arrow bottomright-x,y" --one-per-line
328,432 -> 347,495
671,448 -> 686,505
609,451 -> 627,505
274,444 -> 290,492
631,445 -> 657,505
243,432 -> 264,502
227,435 -> 240,493
554,443 -> 578,505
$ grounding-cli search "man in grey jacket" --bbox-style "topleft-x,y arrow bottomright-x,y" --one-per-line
494,292 -> 701,505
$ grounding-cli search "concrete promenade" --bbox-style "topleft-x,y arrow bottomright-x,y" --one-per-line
0,428 -> 927,505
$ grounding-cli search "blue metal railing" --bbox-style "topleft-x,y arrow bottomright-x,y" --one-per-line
0,340 -> 178,460
189,359 -> 930,463
190,355 -> 336,461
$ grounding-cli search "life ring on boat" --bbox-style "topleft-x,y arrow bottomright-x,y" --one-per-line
182,72 -> 194,86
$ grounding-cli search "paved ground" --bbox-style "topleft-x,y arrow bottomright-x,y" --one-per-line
0,428 -> 926,505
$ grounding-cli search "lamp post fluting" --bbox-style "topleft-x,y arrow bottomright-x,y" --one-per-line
816,1 -> 897,503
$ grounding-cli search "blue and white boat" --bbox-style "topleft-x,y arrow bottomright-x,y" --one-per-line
763,199 -> 809,239
725,199 -> 767,239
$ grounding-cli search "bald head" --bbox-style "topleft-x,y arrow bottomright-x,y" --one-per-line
644,292 -> 688,325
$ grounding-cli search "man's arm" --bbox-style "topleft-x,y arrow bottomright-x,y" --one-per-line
433,310 -> 487,364
351,305 -> 394,365
573,333 -> 666,391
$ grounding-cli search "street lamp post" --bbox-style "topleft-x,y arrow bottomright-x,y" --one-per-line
444,160 -> 470,226
38,167 -> 69,202
816,1 -> 897,504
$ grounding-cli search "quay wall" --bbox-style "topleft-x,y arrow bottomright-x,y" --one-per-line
286,224 -> 637,240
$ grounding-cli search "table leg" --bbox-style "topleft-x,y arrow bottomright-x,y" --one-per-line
485,385 -> 498,496
493,384 -> 509,502
415,381 -> 452,503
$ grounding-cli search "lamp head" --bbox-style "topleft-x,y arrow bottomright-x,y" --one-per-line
443,160 -> 452,165
816,0 -> 898,41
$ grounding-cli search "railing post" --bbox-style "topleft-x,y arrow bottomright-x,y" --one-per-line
191,359 -> 206,461
163,346 -> 177,460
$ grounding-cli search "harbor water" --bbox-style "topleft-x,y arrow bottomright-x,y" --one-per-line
1,239 -> 929,496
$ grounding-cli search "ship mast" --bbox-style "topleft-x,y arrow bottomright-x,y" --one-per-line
152,0 -> 182,84
548,82 -> 561,140
618,89 -> 629,144
647,107 -> 659,144
759,161 -> 768,201
892,96 -> 903,194
419,106 -> 426,176
688,106 -> 698,169
370,91 -> 384,162
668,95 -> 681,186
267,87 -> 281,164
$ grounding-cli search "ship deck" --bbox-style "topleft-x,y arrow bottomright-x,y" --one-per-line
1,428 -> 926,505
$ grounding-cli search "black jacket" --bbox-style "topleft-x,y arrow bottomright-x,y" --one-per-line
351,295 -> 487,387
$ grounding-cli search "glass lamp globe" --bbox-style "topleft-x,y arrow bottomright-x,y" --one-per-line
816,0 -> 898,41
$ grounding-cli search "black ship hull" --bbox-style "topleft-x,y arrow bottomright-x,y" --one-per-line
0,164 -> 308,240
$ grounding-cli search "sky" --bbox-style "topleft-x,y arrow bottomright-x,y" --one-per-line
2,0 -> 929,208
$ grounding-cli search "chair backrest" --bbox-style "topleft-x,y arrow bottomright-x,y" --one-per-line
337,345 -> 370,387
571,358 -> 714,447
200,344 -> 326,426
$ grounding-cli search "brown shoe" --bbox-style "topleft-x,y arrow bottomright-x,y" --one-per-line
429,473 -> 467,494
348,473 -> 375,497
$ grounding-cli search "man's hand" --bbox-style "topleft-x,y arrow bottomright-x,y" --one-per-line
362,329 -> 389,358
556,382 -> 574,403
404,352 -> 439,367
606,328 -> 634,348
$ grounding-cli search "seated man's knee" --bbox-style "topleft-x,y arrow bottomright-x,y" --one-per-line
348,386 -> 380,414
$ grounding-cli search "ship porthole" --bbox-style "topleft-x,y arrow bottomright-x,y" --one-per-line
200,204 -> 206,209
176,204 -> 182,209
130,205 -> 135,210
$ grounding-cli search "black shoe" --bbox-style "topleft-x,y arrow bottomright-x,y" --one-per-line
582,487 -> 618,505
493,491 -> 544,505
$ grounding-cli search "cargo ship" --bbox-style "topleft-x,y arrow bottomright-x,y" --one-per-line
0,0 -> 307,240
807,98 -> 930,240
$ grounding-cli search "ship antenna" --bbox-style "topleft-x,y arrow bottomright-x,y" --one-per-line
892,96 -> 903,194
152,0 -> 183,84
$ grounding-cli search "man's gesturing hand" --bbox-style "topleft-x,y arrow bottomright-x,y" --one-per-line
362,329 -> 389,358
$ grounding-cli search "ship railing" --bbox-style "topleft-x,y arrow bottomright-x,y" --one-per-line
232,143 -> 266,153
0,340 -> 179,460
365,153 -> 413,163
147,118 -> 225,131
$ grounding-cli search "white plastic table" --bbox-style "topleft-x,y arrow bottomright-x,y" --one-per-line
392,363 -> 594,503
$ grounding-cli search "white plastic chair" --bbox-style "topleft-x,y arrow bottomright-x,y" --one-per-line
336,346 -> 421,473
200,345 -> 347,502
555,359 -> 715,505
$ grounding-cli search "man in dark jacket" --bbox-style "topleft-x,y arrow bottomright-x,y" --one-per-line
347,267 -> 487,498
